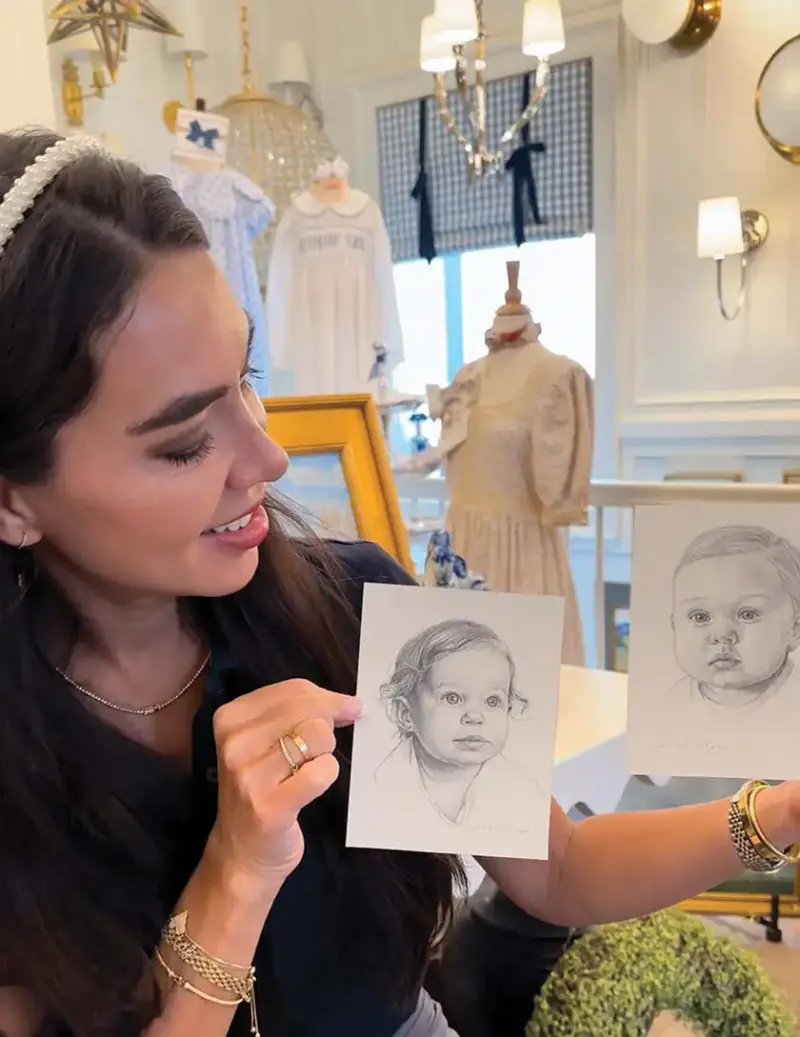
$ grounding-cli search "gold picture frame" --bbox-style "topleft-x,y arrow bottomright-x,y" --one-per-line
263,393 -> 414,575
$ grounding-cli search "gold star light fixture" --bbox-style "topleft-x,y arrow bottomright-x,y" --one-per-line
49,1 -> 181,83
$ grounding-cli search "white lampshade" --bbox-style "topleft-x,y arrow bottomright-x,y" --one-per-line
272,41 -> 312,86
421,15 -> 457,73
162,0 -> 208,58
522,0 -> 565,57
697,197 -> 745,259
432,0 -> 478,45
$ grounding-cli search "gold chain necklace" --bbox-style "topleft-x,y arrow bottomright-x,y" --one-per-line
55,651 -> 211,717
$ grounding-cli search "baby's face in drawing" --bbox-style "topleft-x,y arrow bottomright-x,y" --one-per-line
672,552 -> 800,690
410,645 -> 512,766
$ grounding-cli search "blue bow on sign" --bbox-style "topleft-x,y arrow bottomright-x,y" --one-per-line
186,120 -> 220,152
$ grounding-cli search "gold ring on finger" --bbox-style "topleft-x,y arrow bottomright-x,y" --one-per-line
287,730 -> 311,762
278,735 -> 301,776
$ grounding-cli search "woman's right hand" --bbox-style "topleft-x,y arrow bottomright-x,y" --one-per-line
204,679 -> 362,897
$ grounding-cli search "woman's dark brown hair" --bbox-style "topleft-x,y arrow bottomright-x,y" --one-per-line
0,129 -> 462,1036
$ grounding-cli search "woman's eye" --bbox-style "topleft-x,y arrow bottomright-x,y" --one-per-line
159,434 -> 214,467
443,692 -> 462,706
688,609 -> 711,626
485,695 -> 503,709
738,608 -> 761,623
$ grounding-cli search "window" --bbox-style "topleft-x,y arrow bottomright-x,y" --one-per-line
391,257 -> 448,395
392,235 -> 596,401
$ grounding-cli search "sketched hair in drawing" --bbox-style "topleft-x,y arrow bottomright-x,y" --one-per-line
380,619 -> 528,759
671,524 -> 800,701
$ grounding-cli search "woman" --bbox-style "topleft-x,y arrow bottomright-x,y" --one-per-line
0,128 -> 798,1037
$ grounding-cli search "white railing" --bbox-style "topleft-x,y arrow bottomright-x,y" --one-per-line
591,481 -> 800,668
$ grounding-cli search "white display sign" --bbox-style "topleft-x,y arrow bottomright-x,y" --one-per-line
172,108 -> 229,168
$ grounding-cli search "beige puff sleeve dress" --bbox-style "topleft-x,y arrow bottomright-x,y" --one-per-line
440,342 -> 594,665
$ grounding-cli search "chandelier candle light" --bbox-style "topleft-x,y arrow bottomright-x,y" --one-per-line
420,0 -> 565,177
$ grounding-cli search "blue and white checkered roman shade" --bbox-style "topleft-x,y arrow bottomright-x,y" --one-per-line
377,58 -> 593,262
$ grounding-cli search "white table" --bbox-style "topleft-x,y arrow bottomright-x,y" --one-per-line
464,665 -> 629,890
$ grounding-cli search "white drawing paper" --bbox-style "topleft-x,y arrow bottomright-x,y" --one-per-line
346,584 -> 565,859
628,503 -> 800,780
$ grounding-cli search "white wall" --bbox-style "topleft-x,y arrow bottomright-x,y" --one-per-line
0,1 -> 56,129
616,0 -> 800,474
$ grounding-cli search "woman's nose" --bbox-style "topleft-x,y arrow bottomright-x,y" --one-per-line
461,711 -> 485,725
229,396 -> 289,489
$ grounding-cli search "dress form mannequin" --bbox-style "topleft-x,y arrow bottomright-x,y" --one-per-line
485,262 -> 542,347
430,261 -> 593,665
310,156 -> 351,207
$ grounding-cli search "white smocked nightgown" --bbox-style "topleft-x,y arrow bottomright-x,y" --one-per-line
266,189 -> 403,395
433,341 -> 594,666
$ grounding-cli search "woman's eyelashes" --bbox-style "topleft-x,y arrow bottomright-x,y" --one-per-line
241,363 -> 261,390
158,432 -> 215,467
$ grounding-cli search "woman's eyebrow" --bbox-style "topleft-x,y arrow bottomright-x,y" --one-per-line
127,386 -> 228,436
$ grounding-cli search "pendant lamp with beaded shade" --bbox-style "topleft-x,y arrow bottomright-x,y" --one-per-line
213,3 -> 335,286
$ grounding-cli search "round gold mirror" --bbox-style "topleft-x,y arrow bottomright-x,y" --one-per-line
756,35 -> 800,164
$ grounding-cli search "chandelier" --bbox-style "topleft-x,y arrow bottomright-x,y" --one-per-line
419,0 -> 565,178
214,5 -> 335,286
49,1 -> 180,83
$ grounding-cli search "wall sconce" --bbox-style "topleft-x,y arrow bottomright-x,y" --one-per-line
59,31 -> 107,129
697,197 -> 769,321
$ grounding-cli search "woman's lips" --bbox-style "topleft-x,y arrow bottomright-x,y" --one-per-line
204,504 -> 269,551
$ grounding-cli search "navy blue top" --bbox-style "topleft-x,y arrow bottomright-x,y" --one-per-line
190,540 -> 419,1037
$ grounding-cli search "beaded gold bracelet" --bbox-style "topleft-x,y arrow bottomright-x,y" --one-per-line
728,779 -> 800,874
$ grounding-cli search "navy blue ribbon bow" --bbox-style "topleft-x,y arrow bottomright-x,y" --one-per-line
187,119 -> 220,152
505,72 -> 546,246
411,97 -> 437,263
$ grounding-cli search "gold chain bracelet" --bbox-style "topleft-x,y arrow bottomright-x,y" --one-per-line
747,781 -> 800,864
158,911 -> 260,1037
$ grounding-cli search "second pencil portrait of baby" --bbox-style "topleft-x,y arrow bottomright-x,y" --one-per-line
628,504 -> 800,781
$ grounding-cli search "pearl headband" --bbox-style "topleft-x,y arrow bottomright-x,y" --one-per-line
0,135 -> 107,257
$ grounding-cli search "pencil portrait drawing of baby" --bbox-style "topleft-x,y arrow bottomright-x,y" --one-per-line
373,618 -> 538,831
669,524 -> 800,711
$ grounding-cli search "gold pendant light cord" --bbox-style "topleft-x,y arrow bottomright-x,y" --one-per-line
240,3 -> 254,95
